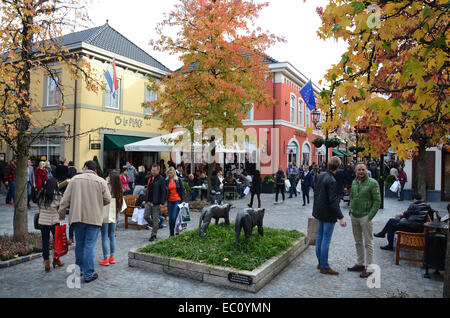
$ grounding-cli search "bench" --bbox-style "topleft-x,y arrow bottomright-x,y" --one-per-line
122,195 -> 169,230
395,209 -> 440,265
122,195 -> 140,230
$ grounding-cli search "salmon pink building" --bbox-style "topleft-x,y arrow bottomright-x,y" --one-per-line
242,58 -> 329,177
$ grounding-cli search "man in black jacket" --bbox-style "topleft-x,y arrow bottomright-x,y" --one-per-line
143,164 -> 167,242
312,156 -> 347,275
374,194 -> 429,250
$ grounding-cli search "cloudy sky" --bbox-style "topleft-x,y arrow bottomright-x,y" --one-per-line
87,0 -> 348,88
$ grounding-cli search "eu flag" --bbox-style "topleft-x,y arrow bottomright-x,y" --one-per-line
300,81 -> 316,111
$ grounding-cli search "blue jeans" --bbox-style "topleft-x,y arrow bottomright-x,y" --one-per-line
315,220 -> 335,269
167,200 -> 182,236
288,177 -> 297,197
190,189 -> 198,201
40,225 -> 57,260
27,182 -> 32,204
73,222 -> 101,281
101,223 -> 116,258
6,181 -> 15,204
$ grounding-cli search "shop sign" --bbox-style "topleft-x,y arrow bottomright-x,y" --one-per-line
114,116 -> 143,129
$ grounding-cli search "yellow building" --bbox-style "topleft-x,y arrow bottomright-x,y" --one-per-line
4,23 -> 172,171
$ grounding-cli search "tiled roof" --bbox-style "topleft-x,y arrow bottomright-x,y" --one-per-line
58,24 -> 171,73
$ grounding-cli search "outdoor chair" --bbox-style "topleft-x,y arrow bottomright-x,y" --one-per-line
223,185 -> 239,200
122,195 -> 140,230
395,207 -> 440,266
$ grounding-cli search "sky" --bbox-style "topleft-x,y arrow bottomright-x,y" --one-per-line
86,0 -> 348,89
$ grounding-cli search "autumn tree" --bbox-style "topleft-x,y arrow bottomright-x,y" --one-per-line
312,0 -> 449,201
146,0 -> 284,187
0,0 -> 100,241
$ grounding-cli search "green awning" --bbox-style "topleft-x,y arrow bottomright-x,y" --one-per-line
332,149 -> 344,157
104,134 -> 148,150
340,150 -> 353,157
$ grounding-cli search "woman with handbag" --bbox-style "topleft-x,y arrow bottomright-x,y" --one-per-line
166,167 -> 187,236
120,169 -> 131,195
37,177 -> 65,272
99,172 -> 123,266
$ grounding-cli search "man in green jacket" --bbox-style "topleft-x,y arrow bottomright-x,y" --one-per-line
347,163 -> 381,278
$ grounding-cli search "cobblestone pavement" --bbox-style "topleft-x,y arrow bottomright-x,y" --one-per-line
0,191 -> 448,298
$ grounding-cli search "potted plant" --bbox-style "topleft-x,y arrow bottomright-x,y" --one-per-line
312,138 -> 325,148
356,146 -> 365,152
325,137 -> 341,148
348,146 -> 356,152
262,175 -> 275,193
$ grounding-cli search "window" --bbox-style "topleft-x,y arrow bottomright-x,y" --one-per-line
104,78 -> 121,109
302,143 -> 311,166
46,74 -> 61,106
306,108 -> 311,128
144,85 -> 157,115
298,99 -> 304,127
290,94 -> 296,123
246,103 -> 254,120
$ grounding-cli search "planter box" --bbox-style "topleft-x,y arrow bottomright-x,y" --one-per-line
129,236 -> 308,293
262,183 -> 275,194
0,245 -> 76,269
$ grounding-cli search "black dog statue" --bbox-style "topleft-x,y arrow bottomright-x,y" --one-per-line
234,208 -> 265,248
198,203 -> 232,237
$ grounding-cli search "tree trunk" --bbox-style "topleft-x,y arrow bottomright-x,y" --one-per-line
444,233 -> 450,298
13,154 -> 29,242
416,142 -> 427,201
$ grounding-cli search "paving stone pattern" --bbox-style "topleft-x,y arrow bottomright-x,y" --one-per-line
0,192 -> 448,298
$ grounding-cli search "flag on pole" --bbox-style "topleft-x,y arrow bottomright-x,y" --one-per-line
300,80 -> 316,111
104,58 -> 119,99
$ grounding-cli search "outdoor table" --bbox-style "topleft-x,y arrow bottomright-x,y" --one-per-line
423,221 -> 448,278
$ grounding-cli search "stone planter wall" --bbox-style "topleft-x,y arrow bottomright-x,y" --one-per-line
128,236 -> 308,293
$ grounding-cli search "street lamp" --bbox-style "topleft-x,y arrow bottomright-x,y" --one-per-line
312,109 -> 332,165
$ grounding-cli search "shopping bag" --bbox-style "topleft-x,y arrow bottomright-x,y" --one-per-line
390,180 -> 400,193
54,224 -> 68,258
137,208 -> 147,226
285,179 -> 291,192
174,211 -> 185,234
178,203 -> 190,222
121,199 -> 128,212
131,208 -> 139,223
243,186 -> 251,196
296,181 -> 302,194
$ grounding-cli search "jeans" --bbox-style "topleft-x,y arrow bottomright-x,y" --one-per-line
210,191 -> 223,205
249,192 -> 261,208
398,183 -> 406,201
101,222 -> 116,258
6,181 -> 15,204
302,186 -> 310,205
27,182 -> 32,205
73,222 -> 101,281
275,184 -> 285,202
167,200 -> 182,236
236,185 -> 244,197
315,220 -> 335,269
40,224 -> 57,260
190,189 -> 198,201
288,177 -> 297,197
378,218 -> 412,248
69,224 -> 74,240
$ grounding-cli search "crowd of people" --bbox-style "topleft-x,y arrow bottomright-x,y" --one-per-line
1,153 -> 424,283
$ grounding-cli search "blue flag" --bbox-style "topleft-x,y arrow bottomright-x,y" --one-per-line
300,81 -> 316,111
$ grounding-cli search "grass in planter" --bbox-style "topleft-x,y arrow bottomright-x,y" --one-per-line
138,223 -> 304,271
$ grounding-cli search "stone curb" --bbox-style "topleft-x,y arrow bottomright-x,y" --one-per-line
0,245 -> 76,269
129,236 -> 308,293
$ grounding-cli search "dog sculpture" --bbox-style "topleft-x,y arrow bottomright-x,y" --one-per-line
198,203 -> 232,237
234,208 -> 265,248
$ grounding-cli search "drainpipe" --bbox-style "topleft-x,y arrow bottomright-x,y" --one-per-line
73,79 -> 77,166
272,73 -> 276,176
